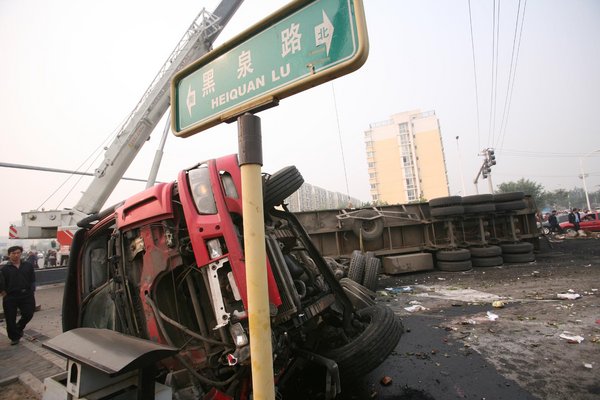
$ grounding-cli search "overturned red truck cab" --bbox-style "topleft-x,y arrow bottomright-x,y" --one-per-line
61,154 -> 402,399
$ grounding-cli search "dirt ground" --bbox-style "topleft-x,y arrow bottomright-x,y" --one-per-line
377,236 -> 600,400
0,381 -> 39,400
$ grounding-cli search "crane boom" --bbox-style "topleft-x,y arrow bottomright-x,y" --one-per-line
76,0 -> 243,214
10,0 -> 243,242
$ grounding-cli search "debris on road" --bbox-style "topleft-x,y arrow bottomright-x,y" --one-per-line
556,293 -> 581,300
486,311 -> 499,321
404,304 -> 429,312
492,300 -> 505,308
380,376 -> 393,386
559,332 -> 584,343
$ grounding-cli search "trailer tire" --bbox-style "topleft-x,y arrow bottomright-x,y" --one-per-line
500,242 -> 534,254
362,257 -> 381,291
429,196 -> 462,208
340,278 -> 377,310
263,166 -> 304,209
495,200 -> 527,211
436,260 -> 473,272
323,305 -> 403,381
430,205 -> 465,217
464,203 -> 496,214
471,256 -> 504,267
493,191 -> 525,202
503,252 -> 535,263
469,245 -> 502,257
461,194 -> 494,204
352,210 -> 384,241
347,250 -> 366,283
436,248 -> 471,261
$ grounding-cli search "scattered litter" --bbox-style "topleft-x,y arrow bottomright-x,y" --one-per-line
408,300 -> 422,305
557,293 -> 581,300
377,291 -> 389,297
385,286 -> 413,294
583,363 -> 593,369
437,277 -> 446,281
596,320 -> 600,325
380,376 -> 393,386
559,332 -> 584,344
404,304 -> 429,312
486,311 -> 499,321
531,270 -> 540,277
461,319 -> 477,325
492,300 -> 505,308
592,289 -> 598,292
567,289 -> 575,293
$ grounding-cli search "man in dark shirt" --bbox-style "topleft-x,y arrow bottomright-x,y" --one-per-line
0,246 -> 36,345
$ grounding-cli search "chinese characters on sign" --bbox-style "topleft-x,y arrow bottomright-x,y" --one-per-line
171,0 -> 368,137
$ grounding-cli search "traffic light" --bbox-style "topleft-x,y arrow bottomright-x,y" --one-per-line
487,149 -> 496,165
482,160 -> 489,178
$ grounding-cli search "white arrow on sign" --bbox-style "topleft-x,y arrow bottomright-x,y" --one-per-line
315,10 -> 334,56
186,85 -> 196,116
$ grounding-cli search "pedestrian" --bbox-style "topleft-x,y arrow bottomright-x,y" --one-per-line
0,246 -> 36,345
548,210 -> 562,233
568,208 -> 581,232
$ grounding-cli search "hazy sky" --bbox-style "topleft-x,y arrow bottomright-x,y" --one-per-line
1,0 -> 599,235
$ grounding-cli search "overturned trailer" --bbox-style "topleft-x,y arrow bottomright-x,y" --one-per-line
294,193 -> 539,274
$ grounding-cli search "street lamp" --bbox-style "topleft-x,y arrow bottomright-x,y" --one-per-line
579,148 -> 600,211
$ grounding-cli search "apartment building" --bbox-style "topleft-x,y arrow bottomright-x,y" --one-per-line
365,110 -> 449,204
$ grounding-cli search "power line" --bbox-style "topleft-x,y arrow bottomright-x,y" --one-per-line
496,0 -> 522,147
498,0 -> 528,150
487,0 -> 497,146
467,0 -> 481,149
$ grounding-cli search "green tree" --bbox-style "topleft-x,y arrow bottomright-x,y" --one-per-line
496,178 -> 545,207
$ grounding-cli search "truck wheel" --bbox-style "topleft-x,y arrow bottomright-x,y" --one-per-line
429,196 -> 462,208
500,242 -> 534,254
352,210 -> 384,241
469,245 -> 502,257
347,250 -> 366,283
464,203 -> 496,214
461,194 -> 494,204
471,256 -> 503,267
323,305 -> 403,381
503,252 -> 535,263
430,205 -> 465,217
436,248 -> 471,261
493,191 -> 525,202
362,257 -> 381,291
436,260 -> 472,272
495,200 -> 527,211
263,166 -> 304,209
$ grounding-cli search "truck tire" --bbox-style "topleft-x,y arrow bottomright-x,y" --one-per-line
430,205 -> 465,217
429,196 -> 462,208
352,210 -> 384,241
347,250 -> 366,283
500,242 -> 534,254
493,191 -> 525,202
464,203 -> 496,214
503,252 -> 535,263
469,245 -> 502,257
436,260 -> 472,272
461,194 -> 494,204
263,166 -> 304,209
471,256 -> 503,267
436,248 -> 471,261
323,305 -> 403,381
362,257 -> 381,291
495,200 -> 527,211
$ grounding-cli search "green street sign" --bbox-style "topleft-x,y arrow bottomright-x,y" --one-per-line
171,0 -> 368,137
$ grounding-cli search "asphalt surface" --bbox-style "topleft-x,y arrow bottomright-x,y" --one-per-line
0,282 -> 541,399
